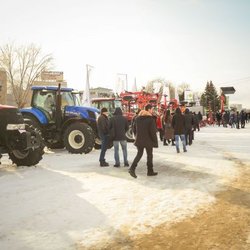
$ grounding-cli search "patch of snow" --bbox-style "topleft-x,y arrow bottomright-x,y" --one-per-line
0,124 -> 249,249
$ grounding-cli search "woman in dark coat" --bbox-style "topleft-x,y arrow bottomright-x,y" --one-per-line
129,104 -> 158,178
163,109 -> 175,146
172,107 -> 187,153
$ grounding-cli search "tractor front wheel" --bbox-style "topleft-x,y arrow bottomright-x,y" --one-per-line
63,123 -> 95,154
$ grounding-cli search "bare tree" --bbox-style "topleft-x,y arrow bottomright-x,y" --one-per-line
145,78 -> 166,94
0,43 -> 53,107
145,78 -> 176,100
177,82 -> 190,101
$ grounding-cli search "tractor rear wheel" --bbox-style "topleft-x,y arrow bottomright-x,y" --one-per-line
63,123 -> 95,154
8,125 -> 44,166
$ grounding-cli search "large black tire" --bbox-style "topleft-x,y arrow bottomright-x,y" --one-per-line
126,125 -> 135,142
63,123 -> 95,154
9,148 -> 44,166
8,125 -> 44,166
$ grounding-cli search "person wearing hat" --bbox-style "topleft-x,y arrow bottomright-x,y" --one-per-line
97,107 -> 110,167
109,107 -> 129,167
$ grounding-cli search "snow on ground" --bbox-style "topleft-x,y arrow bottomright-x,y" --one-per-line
0,124 -> 249,249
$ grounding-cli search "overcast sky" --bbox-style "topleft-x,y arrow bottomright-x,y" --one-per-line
1,0 -> 250,107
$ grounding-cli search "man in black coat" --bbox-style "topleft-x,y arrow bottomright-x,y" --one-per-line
109,107 -> 129,167
184,108 -> 194,145
97,107 -> 110,167
172,107 -> 187,153
128,104 -> 158,178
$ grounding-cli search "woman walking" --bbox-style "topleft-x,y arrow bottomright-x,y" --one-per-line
163,109 -> 175,146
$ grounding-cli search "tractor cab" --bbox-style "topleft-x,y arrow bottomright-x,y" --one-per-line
20,85 -> 100,154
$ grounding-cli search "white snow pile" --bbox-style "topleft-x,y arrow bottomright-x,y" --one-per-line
0,125 -> 249,249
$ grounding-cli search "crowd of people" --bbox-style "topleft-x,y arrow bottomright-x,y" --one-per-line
212,110 -> 249,129
97,105 -> 207,179
97,104 -> 250,178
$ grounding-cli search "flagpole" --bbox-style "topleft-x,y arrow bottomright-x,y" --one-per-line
84,64 -> 94,106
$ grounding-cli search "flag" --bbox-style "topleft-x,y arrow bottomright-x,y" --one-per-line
83,65 -> 92,107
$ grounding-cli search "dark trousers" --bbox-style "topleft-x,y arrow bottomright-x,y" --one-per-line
99,135 -> 109,163
185,128 -> 193,145
194,123 -> 200,131
130,146 -> 153,173
158,128 -> 164,141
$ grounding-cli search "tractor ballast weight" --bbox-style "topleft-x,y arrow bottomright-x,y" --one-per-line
0,105 -> 44,166
20,84 -> 100,154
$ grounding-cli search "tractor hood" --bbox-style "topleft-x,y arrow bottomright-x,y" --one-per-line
64,106 -> 100,122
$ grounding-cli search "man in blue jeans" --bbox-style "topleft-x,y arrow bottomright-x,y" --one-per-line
172,107 -> 187,153
109,107 -> 129,167
97,107 -> 110,167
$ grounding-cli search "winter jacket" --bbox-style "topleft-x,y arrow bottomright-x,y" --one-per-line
184,111 -> 194,131
134,110 -> 158,148
164,114 -> 174,140
172,111 -> 186,135
109,108 -> 129,141
97,114 -> 109,137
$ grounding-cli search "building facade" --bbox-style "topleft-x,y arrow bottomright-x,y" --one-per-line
90,87 -> 114,98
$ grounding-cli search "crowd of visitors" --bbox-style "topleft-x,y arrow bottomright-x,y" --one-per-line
97,105 -> 249,178
207,110 -> 249,129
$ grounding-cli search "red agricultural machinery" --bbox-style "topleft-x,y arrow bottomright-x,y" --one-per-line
91,90 -> 180,141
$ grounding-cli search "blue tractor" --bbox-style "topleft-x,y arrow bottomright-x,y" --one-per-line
20,84 -> 100,154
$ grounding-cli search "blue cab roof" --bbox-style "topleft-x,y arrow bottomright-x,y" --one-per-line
31,86 -> 75,92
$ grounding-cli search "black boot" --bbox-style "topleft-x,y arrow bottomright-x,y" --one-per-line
100,161 -> 109,167
128,168 -> 137,178
147,171 -> 158,176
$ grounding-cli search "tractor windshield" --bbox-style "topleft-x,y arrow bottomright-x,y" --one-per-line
71,93 -> 82,106
61,92 -> 75,107
92,99 -> 122,113
32,90 -> 56,112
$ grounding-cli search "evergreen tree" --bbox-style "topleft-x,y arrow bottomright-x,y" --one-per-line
200,81 -> 220,112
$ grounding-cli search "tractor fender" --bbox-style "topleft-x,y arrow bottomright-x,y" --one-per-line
61,117 -> 91,132
20,108 -> 48,124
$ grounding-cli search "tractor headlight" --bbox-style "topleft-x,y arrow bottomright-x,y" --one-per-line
6,124 -> 26,130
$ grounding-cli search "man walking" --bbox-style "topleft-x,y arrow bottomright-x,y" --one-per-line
184,108 -> 194,146
128,104 -> 158,178
109,107 -> 129,167
97,107 -> 110,167
172,107 -> 187,153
